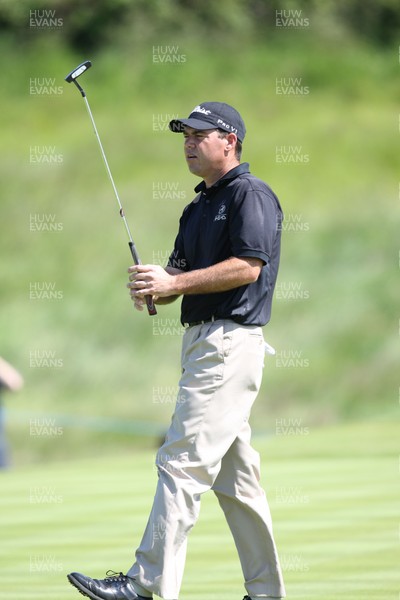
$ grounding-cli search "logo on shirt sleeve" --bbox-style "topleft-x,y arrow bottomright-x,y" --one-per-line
214,204 -> 227,221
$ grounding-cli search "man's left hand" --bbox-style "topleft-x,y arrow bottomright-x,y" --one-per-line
127,264 -> 176,299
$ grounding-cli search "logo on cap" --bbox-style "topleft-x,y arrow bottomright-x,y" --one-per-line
217,118 -> 237,134
192,105 -> 211,116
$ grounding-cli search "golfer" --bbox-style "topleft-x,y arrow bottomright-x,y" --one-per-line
68,102 -> 286,600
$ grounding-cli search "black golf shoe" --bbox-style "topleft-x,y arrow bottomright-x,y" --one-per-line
67,570 -> 150,600
242,596 -> 282,599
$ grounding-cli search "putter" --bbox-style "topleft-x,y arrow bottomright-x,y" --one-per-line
65,60 -> 157,316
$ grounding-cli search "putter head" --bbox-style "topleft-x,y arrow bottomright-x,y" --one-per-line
65,60 -> 92,83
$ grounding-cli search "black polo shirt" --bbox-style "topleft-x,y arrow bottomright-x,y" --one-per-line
168,163 -> 283,327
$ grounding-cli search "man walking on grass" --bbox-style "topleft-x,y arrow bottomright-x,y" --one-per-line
68,102 -> 286,600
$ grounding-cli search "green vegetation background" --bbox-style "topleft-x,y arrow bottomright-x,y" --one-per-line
0,1 -> 399,466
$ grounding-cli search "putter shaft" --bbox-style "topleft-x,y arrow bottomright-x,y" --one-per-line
65,61 -> 156,316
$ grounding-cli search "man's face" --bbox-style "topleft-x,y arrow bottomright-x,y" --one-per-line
183,126 -> 228,180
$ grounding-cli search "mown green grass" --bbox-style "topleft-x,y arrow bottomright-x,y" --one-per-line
1,420 -> 398,599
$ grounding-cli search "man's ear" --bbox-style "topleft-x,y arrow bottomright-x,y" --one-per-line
224,132 -> 238,152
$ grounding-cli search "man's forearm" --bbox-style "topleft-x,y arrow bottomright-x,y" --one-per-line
171,257 -> 262,295
128,257 -> 263,300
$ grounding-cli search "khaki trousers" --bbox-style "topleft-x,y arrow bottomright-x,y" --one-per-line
128,319 -> 285,599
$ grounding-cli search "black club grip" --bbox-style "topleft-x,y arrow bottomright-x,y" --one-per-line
128,242 -> 157,316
